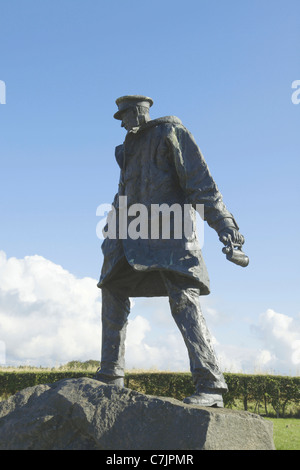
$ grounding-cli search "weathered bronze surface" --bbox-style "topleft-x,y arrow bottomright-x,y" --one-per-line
95,95 -> 248,406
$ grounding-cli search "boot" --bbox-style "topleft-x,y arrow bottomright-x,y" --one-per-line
93,369 -> 124,387
183,391 -> 224,407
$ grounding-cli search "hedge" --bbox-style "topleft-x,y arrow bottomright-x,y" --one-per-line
124,372 -> 300,417
0,371 -> 299,418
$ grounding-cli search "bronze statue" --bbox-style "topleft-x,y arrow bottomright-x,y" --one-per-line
94,95 -> 248,407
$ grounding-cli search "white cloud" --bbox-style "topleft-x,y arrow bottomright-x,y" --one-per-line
0,340 -> 5,364
0,251 -> 102,367
0,251 -> 189,370
256,349 -> 275,366
215,309 -> 300,375
250,308 -> 300,373
0,251 -> 299,376
126,314 -> 189,371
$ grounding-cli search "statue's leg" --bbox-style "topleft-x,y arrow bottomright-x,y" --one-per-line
161,272 -> 227,405
94,285 -> 130,386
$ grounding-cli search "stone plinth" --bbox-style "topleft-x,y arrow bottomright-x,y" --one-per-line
0,377 -> 275,450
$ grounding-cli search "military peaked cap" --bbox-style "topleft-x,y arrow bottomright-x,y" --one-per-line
114,95 -> 153,120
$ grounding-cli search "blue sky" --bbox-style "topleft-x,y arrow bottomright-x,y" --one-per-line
0,1 -> 299,374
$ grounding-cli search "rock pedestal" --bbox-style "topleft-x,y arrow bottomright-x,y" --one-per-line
0,377 -> 275,450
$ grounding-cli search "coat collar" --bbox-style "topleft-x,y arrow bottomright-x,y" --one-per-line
139,115 -> 182,131
114,116 -> 183,169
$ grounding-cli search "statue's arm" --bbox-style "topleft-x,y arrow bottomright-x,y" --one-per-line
167,126 -> 244,245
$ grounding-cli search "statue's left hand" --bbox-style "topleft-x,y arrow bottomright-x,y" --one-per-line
219,227 -> 245,246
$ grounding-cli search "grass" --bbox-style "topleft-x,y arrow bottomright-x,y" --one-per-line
266,418 -> 300,450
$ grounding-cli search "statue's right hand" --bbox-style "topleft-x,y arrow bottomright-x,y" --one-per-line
219,227 -> 245,246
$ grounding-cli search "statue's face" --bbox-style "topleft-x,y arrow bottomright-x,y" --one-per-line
120,107 -> 139,131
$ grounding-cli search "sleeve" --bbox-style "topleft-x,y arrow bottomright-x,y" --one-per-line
166,125 -> 239,233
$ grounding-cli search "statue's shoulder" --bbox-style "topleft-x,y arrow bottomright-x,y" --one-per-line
153,116 -> 182,125
142,116 -> 182,129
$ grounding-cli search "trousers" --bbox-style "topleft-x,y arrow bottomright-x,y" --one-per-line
99,265 -> 228,394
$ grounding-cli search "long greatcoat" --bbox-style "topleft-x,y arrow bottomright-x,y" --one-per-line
98,116 -> 237,297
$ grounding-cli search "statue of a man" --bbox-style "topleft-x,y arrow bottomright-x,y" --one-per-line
95,95 -> 247,407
